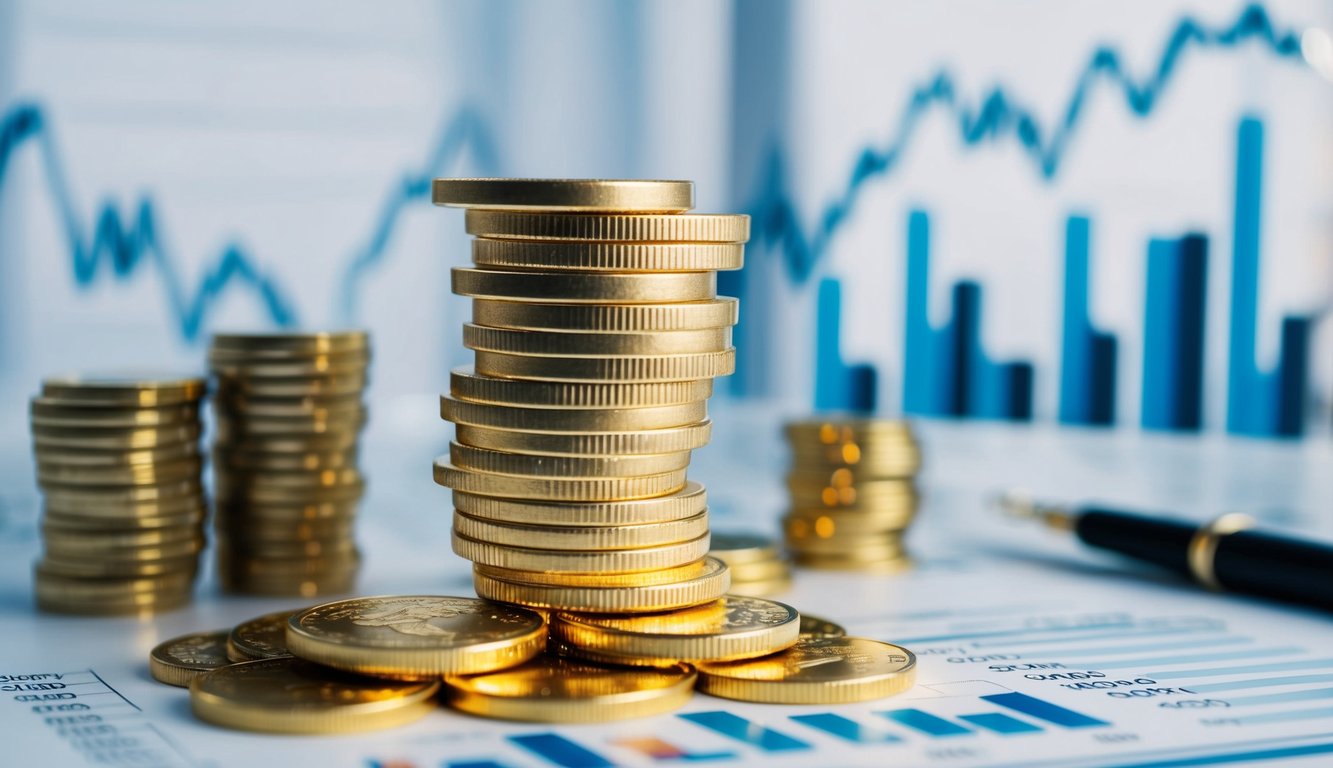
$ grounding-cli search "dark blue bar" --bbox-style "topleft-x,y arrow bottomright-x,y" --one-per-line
508,734 -> 613,768
1059,214 -> 1117,426
790,713 -> 902,743
981,692 -> 1109,728
879,709 -> 971,737
1226,116 -> 1265,435
958,712 -> 1042,734
680,712 -> 811,752
1275,316 -> 1310,437
813,278 -> 877,412
1141,234 -> 1207,432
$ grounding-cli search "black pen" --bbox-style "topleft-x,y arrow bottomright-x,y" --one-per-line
997,493 -> 1333,612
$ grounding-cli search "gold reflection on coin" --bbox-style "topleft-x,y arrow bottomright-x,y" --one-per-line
696,636 -> 916,704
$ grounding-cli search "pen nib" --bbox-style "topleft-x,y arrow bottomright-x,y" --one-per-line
994,491 -> 1076,531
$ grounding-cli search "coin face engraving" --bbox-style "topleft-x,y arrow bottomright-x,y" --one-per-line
165,633 -> 229,666
292,596 -> 543,648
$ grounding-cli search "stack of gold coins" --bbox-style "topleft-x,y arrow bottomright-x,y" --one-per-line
29,375 -> 207,615
431,179 -> 746,615
782,418 -> 922,571
708,532 -> 792,596
208,332 -> 370,596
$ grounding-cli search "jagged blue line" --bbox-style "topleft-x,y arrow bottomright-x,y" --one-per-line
747,3 -> 1306,283
0,102 -> 298,341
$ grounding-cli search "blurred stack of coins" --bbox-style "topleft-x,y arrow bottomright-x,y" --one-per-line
783,418 -> 922,571
29,376 -> 207,614
208,332 -> 370,597
708,532 -> 792,596
431,178 -> 746,616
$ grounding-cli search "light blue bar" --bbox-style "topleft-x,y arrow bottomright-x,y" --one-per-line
1071,647 -> 1301,671
679,712 -> 811,752
1147,658 -> 1333,681
1047,636 -> 1247,658
1187,674 -> 1333,693
790,713 -> 901,743
958,713 -> 1042,735
982,692 -> 1109,728
1232,706 -> 1333,725
1226,686 -> 1333,707
879,709 -> 971,737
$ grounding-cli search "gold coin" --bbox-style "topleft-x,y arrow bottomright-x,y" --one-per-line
472,297 -> 738,332
45,506 -> 205,531
473,349 -> 734,383
452,531 -> 710,573
215,535 -> 356,560
211,331 -> 369,356
552,595 -> 800,666
219,569 -> 359,599
432,178 -> 693,212
787,478 -> 918,509
34,443 -> 200,468
219,550 -> 361,580
212,409 -> 367,436
30,399 -> 199,428
213,393 -> 363,420
33,567 -> 194,615
212,430 -> 360,454
471,239 -> 744,272
474,555 -> 728,613
42,375 -> 207,407
695,636 -> 916,704
447,656 -> 695,723
227,610 -> 298,661
217,466 -> 361,491
36,456 -> 202,487
785,418 -> 917,443
784,507 -> 916,539
31,422 -> 202,451
453,268 -> 715,304
474,558 -> 710,588
150,630 -> 233,687
218,448 -> 359,472
709,532 -> 781,565
789,443 -> 922,475
453,509 -> 709,551
450,443 -> 690,479
214,479 -> 365,506
463,324 -> 731,357
453,482 -> 706,526
215,371 -> 368,398
453,420 -> 712,457
214,517 -> 354,543
434,461 -> 686,502
285,595 -> 546,679
189,657 -> 438,735
466,210 -> 748,243
442,397 -> 706,432
787,533 -> 907,558
39,553 -> 199,579
787,466 -> 919,489
800,615 -> 847,638
42,524 -> 201,551
450,367 -> 712,408
36,586 -> 193,616
214,499 -> 359,523
208,352 -> 370,378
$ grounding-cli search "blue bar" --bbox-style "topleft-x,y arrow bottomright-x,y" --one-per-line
1275,316 -> 1310,436
448,762 -> 508,768
813,278 -> 876,412
903,209 -> 952,416
1059,215 -> 1118,426
508,734 -> 612,768
679,712 -> 811,752
1227,686 -> 1333,706
981,692 -> 1109,728
1149,658 -> 1333,681
790,713 -> 902,743
1141,234 -> 1207,432
879,709 -> 971,737
958,713 -> 1042,734
1188,673 -> 1333,693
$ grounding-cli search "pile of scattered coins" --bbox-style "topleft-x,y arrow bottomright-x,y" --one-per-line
29,376 -> 207,615
709,532 -> 792,596
431,179 -> 744,615
208,332 -> 370,596
150,594 -> 917,732
783,418 -> 922,571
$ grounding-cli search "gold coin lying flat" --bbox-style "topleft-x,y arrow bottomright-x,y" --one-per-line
472,297 -> 738,332
449,442 -> 690,479
471,239 -> 744,272
433,178 -> 693,212
453,531 -> 710,574
36,456 -> 202,487
552,595 -> 800,666
474,555 -> 729,613
463,324 -> 731,357
453,268 -> 715,304
442,397 -> 706,432
453,482 -> 707,526
286,596 -> 546,679
453,420 -> 712,457
211,332 -> 369,356
453,509 -> 708,551
696,636 -> 916,704
473,349 -> 734,383
215,371 -> 368,398
227,610 -> 297,662
800,615 -> 848,638
190,657 -> 437,735
450,367 -> 712,408
465,210 -> 748,243
474,558 -> 709,588
150,630 -> 233,687
447,657 -> 695,723
41,375 -> 207,407
29,400 -> 199,428
435,460 -> 687,502
31,422 -> 202,451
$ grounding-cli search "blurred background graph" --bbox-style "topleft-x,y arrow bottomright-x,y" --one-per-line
1,0 -> 1330,441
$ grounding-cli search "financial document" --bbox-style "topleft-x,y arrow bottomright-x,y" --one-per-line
2,413 -> 1331,768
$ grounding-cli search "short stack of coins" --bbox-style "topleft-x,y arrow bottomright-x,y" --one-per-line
29,375 -> 207,615
208,332 -> 370,596
708,532 -> 792,596
783,418 -> 922,571
431,178 -> 746,616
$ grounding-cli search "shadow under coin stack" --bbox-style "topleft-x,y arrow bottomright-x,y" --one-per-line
29,376 -> 207,615
783,418 -> 922,571
208,333 -> 370,597
431,178 -> 745,616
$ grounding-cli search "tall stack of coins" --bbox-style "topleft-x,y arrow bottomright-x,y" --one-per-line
208,332 -> 370,596
783,418 -> 922,571
432,179 -> 745,615
29,376 -> 207,614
